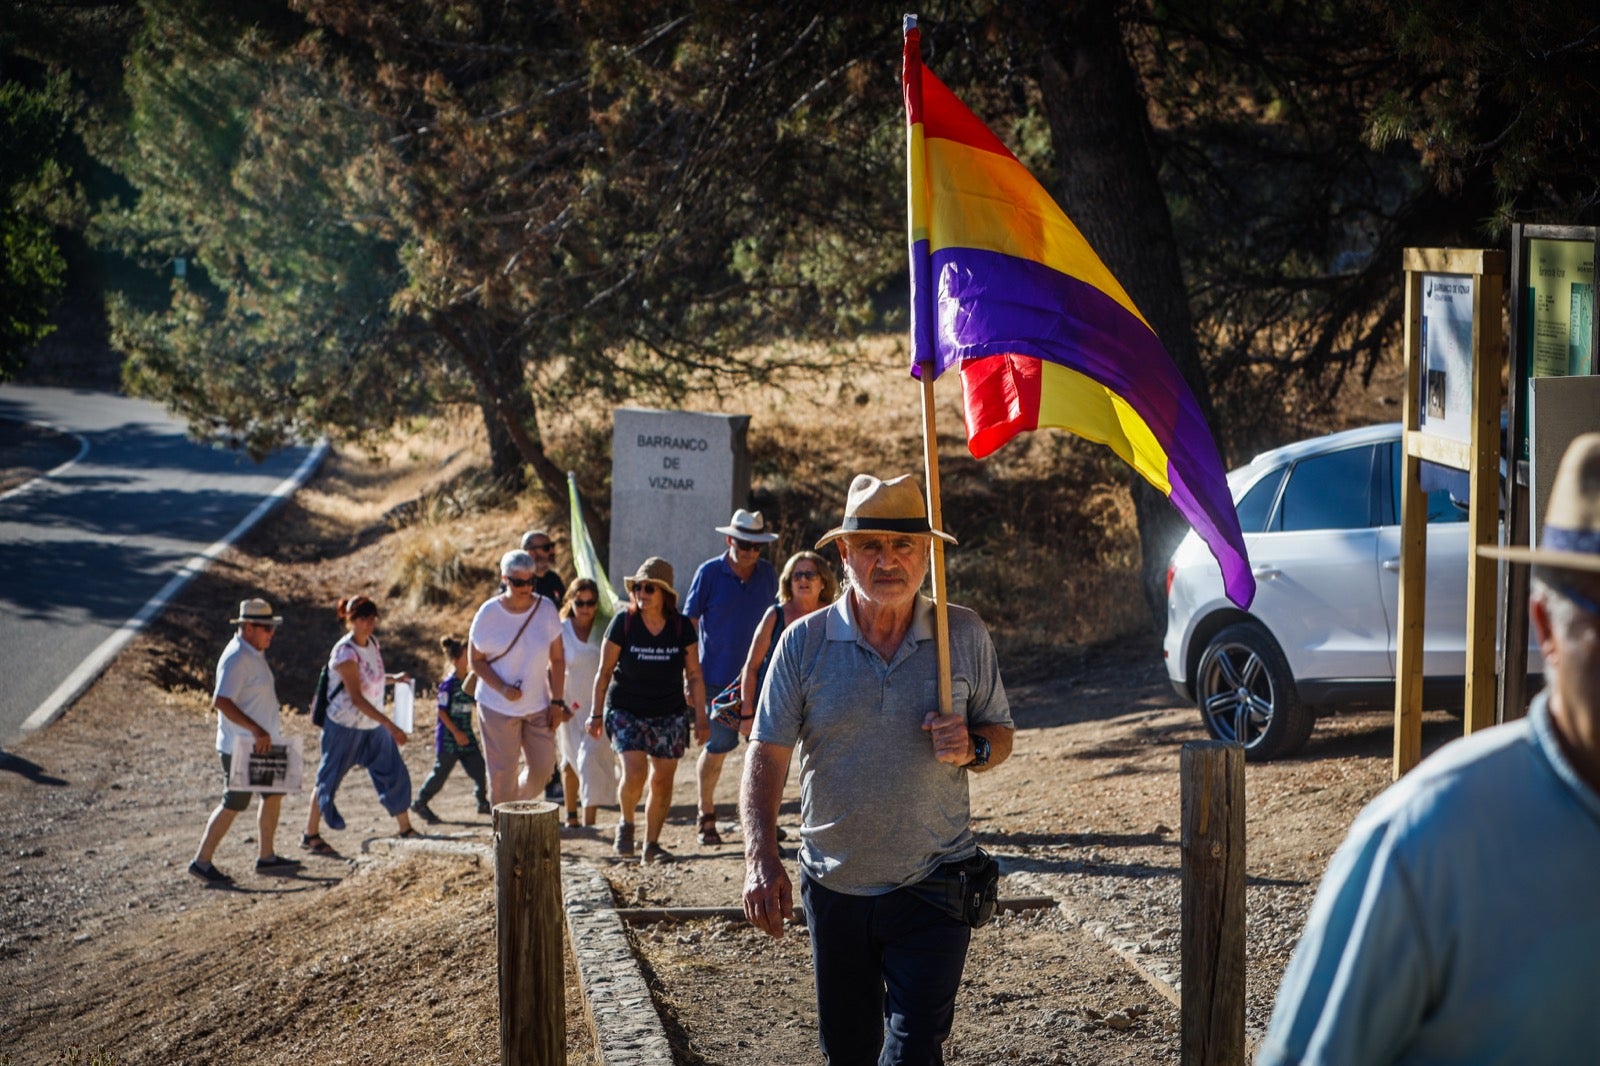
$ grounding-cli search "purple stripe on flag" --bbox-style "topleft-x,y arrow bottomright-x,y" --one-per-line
932,246 -> 1254,607
910,237 -> 936,374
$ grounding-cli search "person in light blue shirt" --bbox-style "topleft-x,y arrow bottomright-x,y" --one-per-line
1260,433 -> 1600,1066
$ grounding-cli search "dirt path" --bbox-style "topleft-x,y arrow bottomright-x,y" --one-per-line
0,448 -> 1471,1065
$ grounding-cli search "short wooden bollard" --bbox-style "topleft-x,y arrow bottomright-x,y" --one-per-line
1180,742 -> 1245,1066
495,800 -> 563,1066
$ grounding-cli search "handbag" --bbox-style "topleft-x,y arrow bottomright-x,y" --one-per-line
907,846 -> 1001,929
709,677 -> 747,730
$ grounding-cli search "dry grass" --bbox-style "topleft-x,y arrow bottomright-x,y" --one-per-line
287,331 -> 1403,682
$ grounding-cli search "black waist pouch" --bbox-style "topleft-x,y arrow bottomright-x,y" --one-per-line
906,846 -> 1000,929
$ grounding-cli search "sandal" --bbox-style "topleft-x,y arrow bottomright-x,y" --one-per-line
300,833 -> 337,856
565,812 -> 581,829
698,813 -> 723,847
397,827 -> 421,839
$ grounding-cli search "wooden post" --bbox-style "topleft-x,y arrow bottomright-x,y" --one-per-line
1394,262 -> 1428,774
1181,742 -> 1245,1066
495,800 -> 563,1065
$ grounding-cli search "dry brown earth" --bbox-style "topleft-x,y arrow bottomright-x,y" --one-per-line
0,428 -> 1468,1065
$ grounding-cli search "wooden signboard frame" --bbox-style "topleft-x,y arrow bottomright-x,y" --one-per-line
1393,248 -> 1504,778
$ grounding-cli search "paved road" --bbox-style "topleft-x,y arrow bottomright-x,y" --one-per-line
0,385 -> 321,745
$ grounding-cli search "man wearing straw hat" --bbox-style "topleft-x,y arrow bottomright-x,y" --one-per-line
189,598 -> 300,885
1259,434 -> 1600,1065
686,507 -> 780,847
741,474 -> 1013,1064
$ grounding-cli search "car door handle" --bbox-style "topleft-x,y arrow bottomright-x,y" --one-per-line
1251,565 -> 1281,580
1383,557 -> 1401,572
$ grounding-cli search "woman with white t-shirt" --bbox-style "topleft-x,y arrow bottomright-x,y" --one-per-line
470,550 -> 567,807
302,595 -> 415,855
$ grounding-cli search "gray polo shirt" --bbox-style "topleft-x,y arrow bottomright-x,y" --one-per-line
754,593 -> 1011,895
213,633 -> 281,754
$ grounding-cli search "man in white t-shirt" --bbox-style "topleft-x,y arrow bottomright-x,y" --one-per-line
189,598 -> 300,884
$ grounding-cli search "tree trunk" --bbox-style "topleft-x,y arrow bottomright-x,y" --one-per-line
434,310 -> 568,505
1034,3 -> 1214,627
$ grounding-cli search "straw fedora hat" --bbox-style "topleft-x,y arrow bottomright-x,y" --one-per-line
624,556 -> 678,597
714,508 -> 779,543
1480,432 -> 1600,573
815,474 -> 956,549
229,598 -> 283,626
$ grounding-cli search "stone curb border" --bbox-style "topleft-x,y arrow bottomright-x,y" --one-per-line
563,857 -> 675,1065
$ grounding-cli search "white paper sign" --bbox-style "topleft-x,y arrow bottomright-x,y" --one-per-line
227,736 -> 304,794
391,680 -> 414,733
1419,272 -> 1475,451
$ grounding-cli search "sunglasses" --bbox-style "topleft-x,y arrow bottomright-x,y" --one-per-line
573,598 -> 599,608
732,538 -> 763,552
528,542 -> 555,554
633,582 -> 658,595
505,575 -> 537,588
790,570 -> 820,581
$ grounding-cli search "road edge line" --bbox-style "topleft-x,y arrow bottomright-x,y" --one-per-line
21,439 -> 331,733
0,420 -> 91,503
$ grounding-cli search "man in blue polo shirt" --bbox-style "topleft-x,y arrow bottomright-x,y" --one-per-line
685,508 -> 779,846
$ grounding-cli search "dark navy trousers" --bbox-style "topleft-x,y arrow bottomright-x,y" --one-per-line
801,871 -> 972,1066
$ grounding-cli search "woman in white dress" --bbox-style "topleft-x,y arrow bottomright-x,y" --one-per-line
554,578 -> 620,828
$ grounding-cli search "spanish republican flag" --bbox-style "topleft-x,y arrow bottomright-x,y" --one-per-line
904,22 -> 1254,609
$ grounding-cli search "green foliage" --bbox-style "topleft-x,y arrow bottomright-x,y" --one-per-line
99,1 -> 422,458
0,75 -> 77,378
1365,0 -> 1600,231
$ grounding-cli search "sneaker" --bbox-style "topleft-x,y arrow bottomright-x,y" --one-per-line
641,842 -> 673,866
411,801 -> 441,825
477,799 -> 493,815
613,822 -> 635,856
255,855 -> 302,875
187,860 -> 233,885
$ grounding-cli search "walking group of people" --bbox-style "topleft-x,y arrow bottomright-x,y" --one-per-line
183,440 -> 1600,1064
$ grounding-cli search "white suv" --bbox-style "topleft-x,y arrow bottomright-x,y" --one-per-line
1163,423 -> 1534,761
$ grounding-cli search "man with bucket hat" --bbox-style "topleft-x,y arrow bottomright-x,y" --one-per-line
741,474 -> 1014,1064
189,598 -> 300,884
1259,434 -> 1600,1065
685,507 -> 780,846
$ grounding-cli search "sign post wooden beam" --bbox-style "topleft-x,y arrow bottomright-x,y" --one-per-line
1394,248 -> 1504,778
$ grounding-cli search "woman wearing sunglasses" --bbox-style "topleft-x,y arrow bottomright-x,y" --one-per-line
587,557 -> 708,864
469,550 -> 567,808
725,551 -> 840,737
554,578 -> 619,829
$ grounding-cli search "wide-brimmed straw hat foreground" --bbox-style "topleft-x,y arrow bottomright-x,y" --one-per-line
1480,432 -> 1600,573
815,474 -> 956,550
624,556 -> 678,597
229,598 -> 283,626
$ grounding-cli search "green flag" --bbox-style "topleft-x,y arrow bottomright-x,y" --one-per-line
567,472 -> 620,625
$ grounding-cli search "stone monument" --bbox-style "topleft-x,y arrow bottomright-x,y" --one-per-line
609,408 -> 752,600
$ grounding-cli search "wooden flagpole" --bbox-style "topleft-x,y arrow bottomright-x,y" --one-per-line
906,13 -> 954,718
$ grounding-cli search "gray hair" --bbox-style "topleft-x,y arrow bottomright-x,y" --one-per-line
1531,569 -> 1596,641
520,529 -> 551,551
500,549 -> 535,576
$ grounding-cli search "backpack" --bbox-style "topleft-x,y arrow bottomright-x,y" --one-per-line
309,665 -> 345,728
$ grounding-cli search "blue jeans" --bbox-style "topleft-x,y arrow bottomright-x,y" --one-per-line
802,871 -> 972,1066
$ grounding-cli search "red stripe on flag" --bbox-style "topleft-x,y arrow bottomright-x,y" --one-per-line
960,354 -> 1041,460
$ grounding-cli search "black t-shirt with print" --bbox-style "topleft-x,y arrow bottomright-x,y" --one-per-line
603,609 -> 697,719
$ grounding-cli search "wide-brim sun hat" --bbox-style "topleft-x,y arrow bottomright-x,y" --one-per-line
815,474 -> 957,549
1480,431 -> 1600,573
624,556 -> 678,597
714,508 -> 779,543
229,598 -> 283,626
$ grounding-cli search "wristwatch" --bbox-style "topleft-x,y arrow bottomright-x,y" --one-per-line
966,732 -> 991,768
